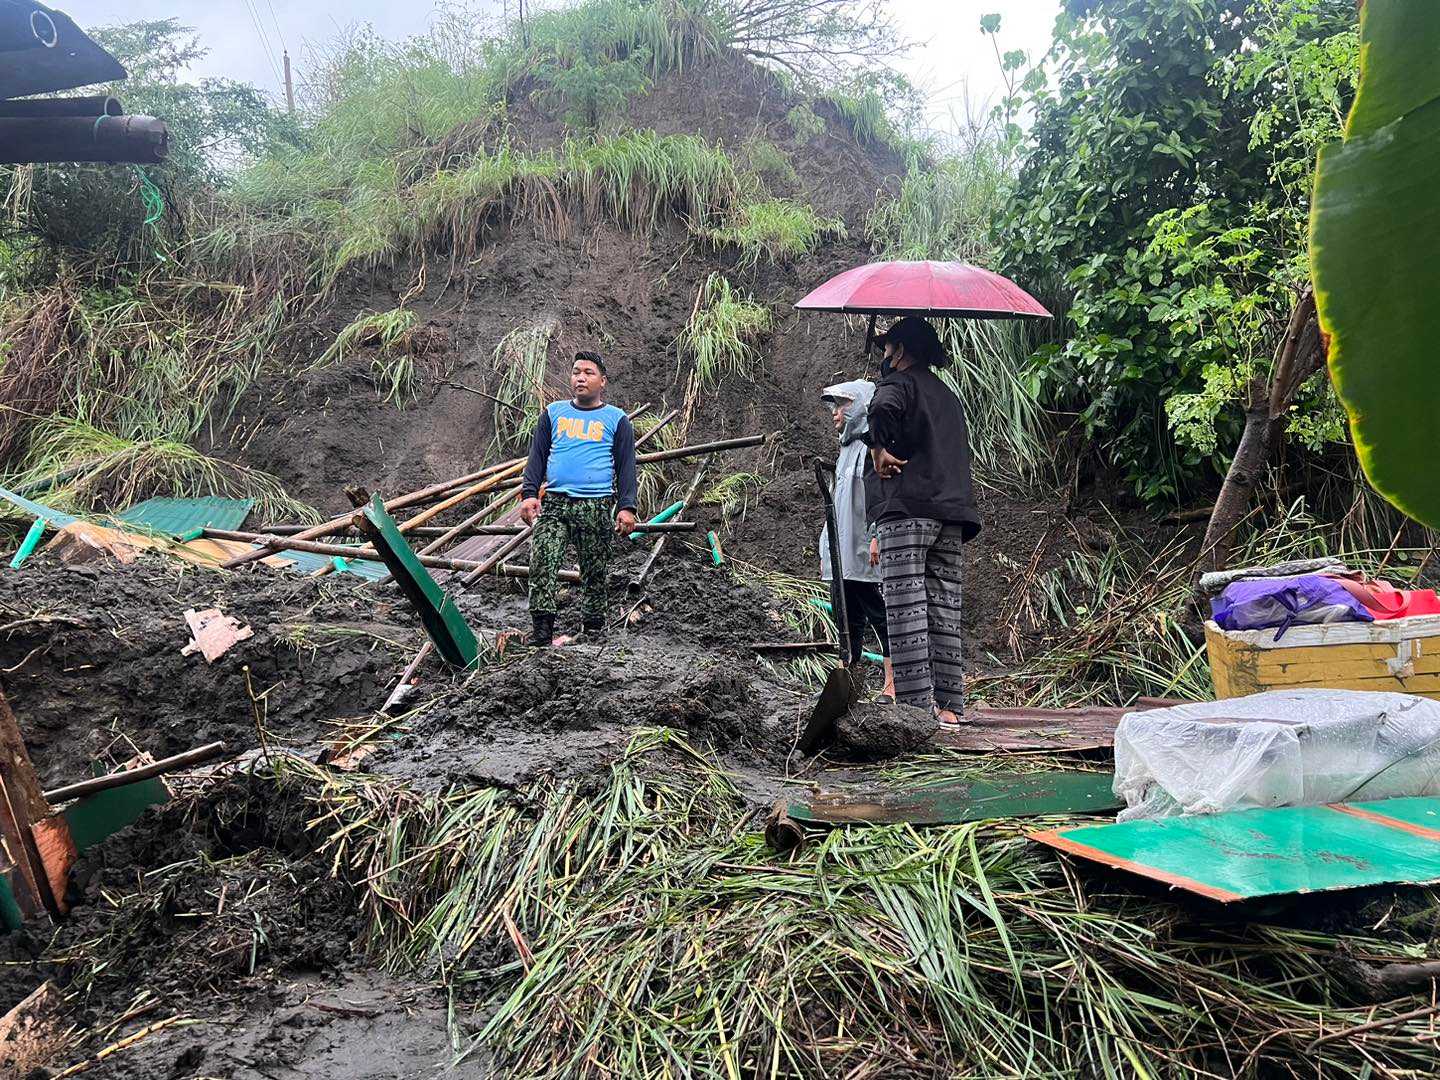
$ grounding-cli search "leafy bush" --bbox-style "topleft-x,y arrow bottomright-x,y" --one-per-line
997,0 -> 1359,501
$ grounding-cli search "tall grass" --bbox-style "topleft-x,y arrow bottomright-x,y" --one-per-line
677,272 -> 772,388
704,196 -> 844,267
10,416 -> 314,521
489,319 -> 561,452
287,729 -> 1440,1078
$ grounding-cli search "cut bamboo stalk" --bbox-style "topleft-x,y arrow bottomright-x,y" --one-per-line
232,523 -> 696,539
219,458 -> 523,569
43,742 -> 230,803
247,534 -> 489,572
632,459 -> 710,591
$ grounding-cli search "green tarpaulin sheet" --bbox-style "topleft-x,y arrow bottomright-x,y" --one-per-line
1031,796 -> 1440,902
115,496 -> 255,535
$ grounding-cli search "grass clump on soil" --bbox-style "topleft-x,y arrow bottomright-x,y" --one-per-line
678,273 -> 772,388
9,417 -> 314,523
488,319 -> 561,453
315,308 -> 430,407
286,731 -> 1440,1078
704,196 -> 845,268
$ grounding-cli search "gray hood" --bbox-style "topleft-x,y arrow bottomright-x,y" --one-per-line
822,380 -> 875,446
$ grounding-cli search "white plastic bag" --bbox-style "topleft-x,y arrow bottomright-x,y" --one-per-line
1113,689 -> 1440,820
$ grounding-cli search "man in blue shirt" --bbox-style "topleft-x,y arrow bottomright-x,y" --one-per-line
520,351 -> 638,645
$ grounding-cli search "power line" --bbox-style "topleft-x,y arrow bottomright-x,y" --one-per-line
263,0 -> 289,56
241,0 -> 283,87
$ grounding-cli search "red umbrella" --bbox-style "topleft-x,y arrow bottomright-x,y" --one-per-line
795,260 -> 1050,320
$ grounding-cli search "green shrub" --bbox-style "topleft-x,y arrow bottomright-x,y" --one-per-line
677,273 -> 772,387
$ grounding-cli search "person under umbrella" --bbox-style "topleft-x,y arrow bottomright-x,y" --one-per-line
819,379 -> 894,700
865,317 -> 980,726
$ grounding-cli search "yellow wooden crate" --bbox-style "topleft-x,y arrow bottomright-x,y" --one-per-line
1205,616 -> 1440,699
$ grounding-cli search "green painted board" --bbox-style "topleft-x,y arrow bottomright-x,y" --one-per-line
115,496 -> 255,535
0,485 -> 76,527
360,494 -> 478,667
62,777 -> 169,851
788,770 -> 1119,828
1031,798 -> 1440,903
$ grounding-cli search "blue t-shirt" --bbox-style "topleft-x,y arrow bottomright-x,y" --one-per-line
521,401 -> 638,506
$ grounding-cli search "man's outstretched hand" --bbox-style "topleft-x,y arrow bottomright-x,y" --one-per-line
615,509 -> 638,535
520,497 -> 542,525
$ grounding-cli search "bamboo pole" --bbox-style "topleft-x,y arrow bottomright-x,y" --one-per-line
43,742 -> 230,802
218,457 -> 523,569
243,534 -> 491,573
631,459 -> 710,591
231,522 -> 696,539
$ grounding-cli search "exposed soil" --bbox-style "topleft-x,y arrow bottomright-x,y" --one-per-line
0,778 -> 485,1078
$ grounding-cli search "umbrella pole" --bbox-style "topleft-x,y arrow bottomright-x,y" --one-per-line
863,313 -> 877,361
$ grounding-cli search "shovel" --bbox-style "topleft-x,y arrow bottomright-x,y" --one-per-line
796,463 -> 865,755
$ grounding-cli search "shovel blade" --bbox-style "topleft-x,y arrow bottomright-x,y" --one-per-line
797,665 -> 863,756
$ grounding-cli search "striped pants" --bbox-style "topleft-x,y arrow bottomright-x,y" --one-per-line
877,518 -> 965,713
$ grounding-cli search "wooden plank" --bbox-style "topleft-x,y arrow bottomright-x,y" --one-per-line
0,981 -> 68,1077
0,688 -> 54,920
931,703 -> 1171,753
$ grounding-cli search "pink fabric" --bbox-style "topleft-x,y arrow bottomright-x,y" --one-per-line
1329,575 -> 1440,620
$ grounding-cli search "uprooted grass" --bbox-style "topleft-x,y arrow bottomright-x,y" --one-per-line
677,272 -> 772,389
6,416 -> 316,522
285,730 -> 1440,1078
488,318 -> 561,454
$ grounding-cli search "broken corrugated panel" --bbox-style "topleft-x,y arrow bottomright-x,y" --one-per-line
115,496 -> 254,535
360,495 -> 478,667
933,701 -> 1181,753
1030,797 -> 1440,902
768,770 -> 1118,850
266,548 -> 389,581
431,504 -> 525,582
0,486 -> 76,528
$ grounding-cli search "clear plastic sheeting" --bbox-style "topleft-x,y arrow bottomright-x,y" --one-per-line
1113,689 -> 1440,821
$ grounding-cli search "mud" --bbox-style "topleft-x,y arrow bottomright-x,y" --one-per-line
0,777 -> 486,1079
0,558 -> 416,788
834,700 -> 939,759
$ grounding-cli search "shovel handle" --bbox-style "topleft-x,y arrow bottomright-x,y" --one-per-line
814,462 -> 852,666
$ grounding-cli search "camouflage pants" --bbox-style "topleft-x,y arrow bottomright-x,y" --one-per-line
528,495 -> 615,622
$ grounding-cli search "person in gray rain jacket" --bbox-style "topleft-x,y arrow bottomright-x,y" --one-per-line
819,379 -> 894,700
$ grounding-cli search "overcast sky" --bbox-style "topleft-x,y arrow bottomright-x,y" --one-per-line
57,0 -> 1061,130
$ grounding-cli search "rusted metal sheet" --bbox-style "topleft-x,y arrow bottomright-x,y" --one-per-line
768,770 -> 1118,850
432,505 -> 524,582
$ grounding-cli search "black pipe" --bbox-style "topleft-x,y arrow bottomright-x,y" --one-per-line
0,94 -> 122,118
0,114 -> 168,164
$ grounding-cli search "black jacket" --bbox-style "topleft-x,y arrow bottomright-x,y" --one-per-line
863,365 -> 981,539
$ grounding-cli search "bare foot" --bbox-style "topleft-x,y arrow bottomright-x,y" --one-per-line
935,708 -> 961,727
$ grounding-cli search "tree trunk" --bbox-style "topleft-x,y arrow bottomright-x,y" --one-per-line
1199,288 -> 1324,573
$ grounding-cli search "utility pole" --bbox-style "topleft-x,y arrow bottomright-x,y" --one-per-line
283,50 -> 295,115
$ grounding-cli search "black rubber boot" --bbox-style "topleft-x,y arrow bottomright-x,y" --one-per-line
530,612 -> 555,647
581,617 -> 605,640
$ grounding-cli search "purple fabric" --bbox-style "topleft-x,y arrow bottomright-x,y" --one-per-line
1212,574 -> 1373,640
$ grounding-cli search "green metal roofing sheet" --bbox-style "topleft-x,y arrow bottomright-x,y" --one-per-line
0,485 -> 77,527
1031,797 -> 1440,902
360,494 -> 478,667
115,496 -> 254,535
267,547 -> 390,582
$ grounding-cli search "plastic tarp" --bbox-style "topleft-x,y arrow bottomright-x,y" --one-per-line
1113,689 -> 1440,821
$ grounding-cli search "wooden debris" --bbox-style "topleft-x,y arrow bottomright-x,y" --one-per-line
43,741 -> 228,803
180,608 -> 254,663
0,982 -> 69,1077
